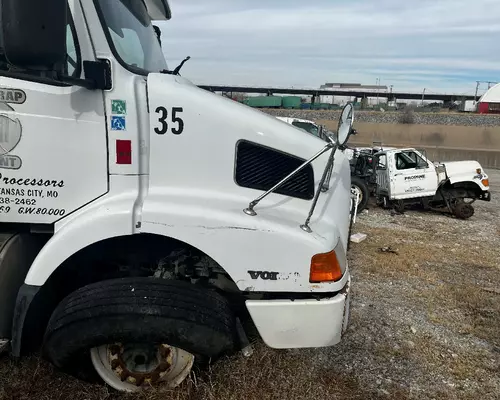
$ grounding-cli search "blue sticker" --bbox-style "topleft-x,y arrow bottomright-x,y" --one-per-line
111,116 -> 126,131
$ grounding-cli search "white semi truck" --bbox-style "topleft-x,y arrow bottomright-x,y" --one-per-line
0,0 -> 354,392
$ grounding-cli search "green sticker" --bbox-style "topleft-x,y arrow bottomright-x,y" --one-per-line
111,100 -> 127,115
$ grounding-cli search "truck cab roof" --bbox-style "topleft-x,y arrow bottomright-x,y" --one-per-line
374,147 -> 413,155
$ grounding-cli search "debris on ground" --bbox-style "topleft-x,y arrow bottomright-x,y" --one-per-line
350,233 -> 367,243
482,287 -> 500,296
379,246 -> 399,255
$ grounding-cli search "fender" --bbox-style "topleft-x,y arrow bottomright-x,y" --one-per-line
24,190 -> 137,286
24,183 -> 346,293
447,176 -> 489,191
139,193 -> 348,294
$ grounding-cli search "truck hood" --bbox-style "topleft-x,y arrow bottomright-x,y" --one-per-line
142,73 -> 353,293
439,160 -> 483,178
144,73 -> 352,250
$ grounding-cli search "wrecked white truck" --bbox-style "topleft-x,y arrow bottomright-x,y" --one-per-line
373,148 -> 491,218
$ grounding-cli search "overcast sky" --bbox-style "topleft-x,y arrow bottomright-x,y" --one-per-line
158,0 -> 499,95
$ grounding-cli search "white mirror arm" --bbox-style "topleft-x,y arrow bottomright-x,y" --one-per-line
300,145 -> 338,233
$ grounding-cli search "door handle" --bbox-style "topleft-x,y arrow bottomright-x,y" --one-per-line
394,173 -> 402,176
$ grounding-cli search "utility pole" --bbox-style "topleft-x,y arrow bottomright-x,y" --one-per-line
421,88 -> 426,106
376,78 -> 380,105
474,81 -> 498,101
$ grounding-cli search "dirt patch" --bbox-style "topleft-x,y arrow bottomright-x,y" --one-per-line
1,171 -> 499,400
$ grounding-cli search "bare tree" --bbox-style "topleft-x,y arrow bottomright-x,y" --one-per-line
398,106 -> 416,124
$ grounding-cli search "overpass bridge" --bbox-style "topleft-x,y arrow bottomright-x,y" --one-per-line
198,85 -> 476,103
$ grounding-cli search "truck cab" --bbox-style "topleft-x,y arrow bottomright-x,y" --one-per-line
0,0 -> 354,393
275,116 -> 324,138
374,148 -> 491,218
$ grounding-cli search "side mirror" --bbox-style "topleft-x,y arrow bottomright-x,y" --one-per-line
337,103 -> 355,146
1,0 -> 67,74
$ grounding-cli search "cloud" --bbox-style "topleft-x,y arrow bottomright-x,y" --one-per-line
158,0 -> 499,94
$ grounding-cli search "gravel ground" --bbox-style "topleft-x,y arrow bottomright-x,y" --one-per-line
265,109 -> 500,127
0,171 -> 498,400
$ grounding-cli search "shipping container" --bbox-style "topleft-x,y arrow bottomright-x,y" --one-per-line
245,96 -> 282,108
282,96 -> 302,109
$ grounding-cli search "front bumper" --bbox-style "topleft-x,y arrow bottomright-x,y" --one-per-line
479,191 -> 491,202
245,276 -> 351,349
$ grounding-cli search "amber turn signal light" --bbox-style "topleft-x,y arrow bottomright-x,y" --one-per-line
310,250 -> 343,283
482,179 -> 489,187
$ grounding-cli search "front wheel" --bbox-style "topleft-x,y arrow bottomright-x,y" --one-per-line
43,277 -> 236,392
351,176 -> 369,212
454,202 -> 475,219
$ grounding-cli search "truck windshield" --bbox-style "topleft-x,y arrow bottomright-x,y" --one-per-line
95,0 -> 168,74
292,121 -> 319,137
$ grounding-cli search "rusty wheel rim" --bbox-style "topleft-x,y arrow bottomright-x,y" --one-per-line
90,342 -> 194,392
351,184 -> 363,205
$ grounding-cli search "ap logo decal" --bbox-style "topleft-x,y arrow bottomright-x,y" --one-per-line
0,113 -> 23,170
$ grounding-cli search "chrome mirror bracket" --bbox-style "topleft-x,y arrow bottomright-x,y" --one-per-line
300,224 -> 312,233
243,204 -> 257,216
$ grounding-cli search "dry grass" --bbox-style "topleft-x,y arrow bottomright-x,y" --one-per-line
0,349 -> 398,400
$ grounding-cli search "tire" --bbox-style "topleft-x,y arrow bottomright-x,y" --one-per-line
394,200 -> 405,214
454,202 -> 475,219
351,176 -> 369,212
377,195 -> 390,209
43,278 -> 236,379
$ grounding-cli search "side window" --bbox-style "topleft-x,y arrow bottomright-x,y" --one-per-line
0,5 -> 81,79
65,11 -> 81,77
377,154 -> 387,170
396,151 -> 428,170
292,121 -> 319,137
109,28 -> 145,69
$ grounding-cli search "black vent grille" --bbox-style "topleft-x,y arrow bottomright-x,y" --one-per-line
235,140 -> 314,200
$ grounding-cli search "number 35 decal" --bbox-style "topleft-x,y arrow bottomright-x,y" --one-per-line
154,106 -> 184,135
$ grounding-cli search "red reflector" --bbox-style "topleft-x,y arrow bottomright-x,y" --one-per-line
116,140 -> 132,164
